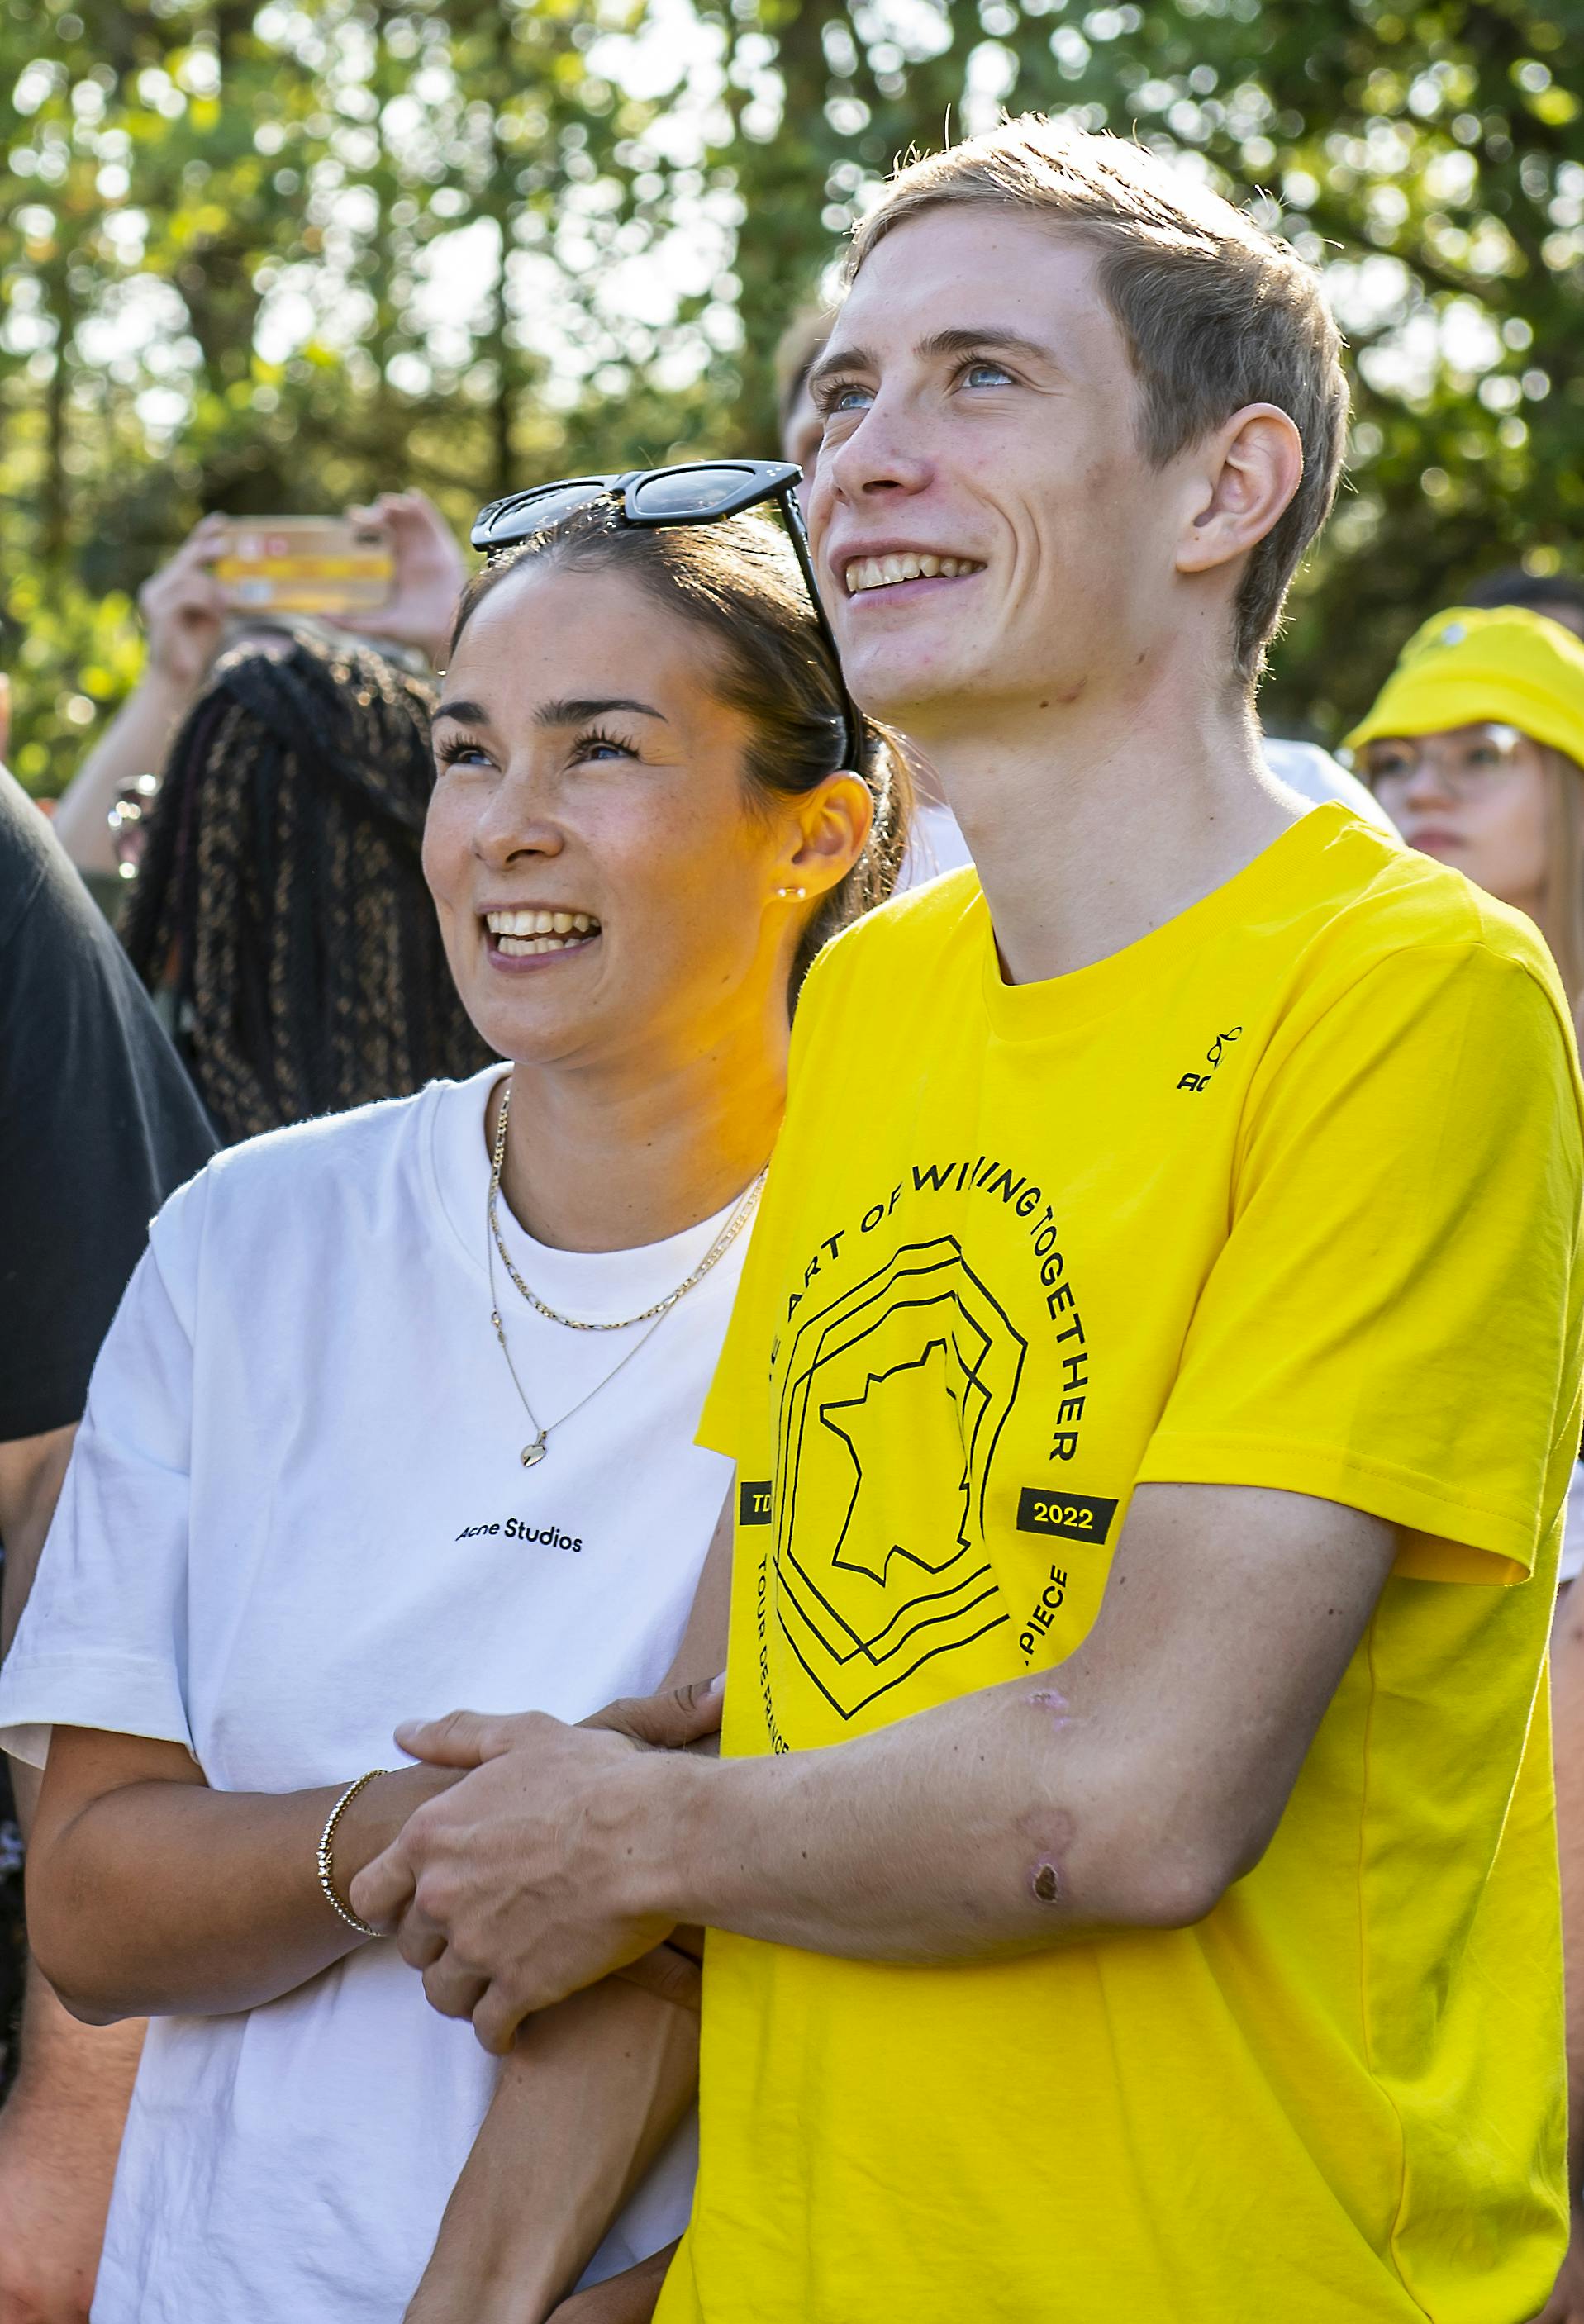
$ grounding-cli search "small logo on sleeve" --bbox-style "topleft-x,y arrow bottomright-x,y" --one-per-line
1016,1488 -> 1116,1545
738,1480 -> 773,1527
1177,1024 -> 1242,1092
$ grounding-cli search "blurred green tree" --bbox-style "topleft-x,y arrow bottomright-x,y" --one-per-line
2,0 -> 1581,790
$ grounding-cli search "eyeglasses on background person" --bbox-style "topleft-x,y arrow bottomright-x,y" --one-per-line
1357,723 -> 1532,799
469,459 -> 863,774
1346,603 -> 1584,1025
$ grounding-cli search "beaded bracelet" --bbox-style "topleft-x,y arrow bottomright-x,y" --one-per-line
316,1769 -> 388,1938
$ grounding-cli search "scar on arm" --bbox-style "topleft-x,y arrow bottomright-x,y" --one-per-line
1015,1799 -> 1076,1909
1026,1686 -> 1076,1730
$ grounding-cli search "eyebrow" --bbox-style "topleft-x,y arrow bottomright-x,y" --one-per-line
432,696 -> 668,730
535,696 -> 668,729
917,326 -> 1065,368
810,326 -> 1065,392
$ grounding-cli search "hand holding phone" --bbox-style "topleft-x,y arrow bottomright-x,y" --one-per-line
140,515 -> 231,692
339,492 -> 469,668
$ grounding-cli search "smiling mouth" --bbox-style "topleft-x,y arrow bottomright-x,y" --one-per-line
484,908 -> 600,959
844,554 -> 984,594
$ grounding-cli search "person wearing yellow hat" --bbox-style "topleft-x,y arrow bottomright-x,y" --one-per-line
1353,603 -> 1584,2324
1349,604 -> 1584,1022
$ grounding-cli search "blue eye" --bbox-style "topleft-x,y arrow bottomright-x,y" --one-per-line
574,728 -> 639,763
822,380 -> 873,416
963,359 -> 1014,388
436,733 -> 491,771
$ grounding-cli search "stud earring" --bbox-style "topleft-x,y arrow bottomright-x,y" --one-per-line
775,885 -> 807,901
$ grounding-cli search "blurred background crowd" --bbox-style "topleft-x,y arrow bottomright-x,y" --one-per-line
2,0 -> 1582,791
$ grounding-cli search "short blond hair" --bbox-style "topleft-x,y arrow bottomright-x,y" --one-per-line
849,120 -> 1348,680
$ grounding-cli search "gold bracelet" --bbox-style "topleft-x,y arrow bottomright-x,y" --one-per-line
316,1770 -> 388,1938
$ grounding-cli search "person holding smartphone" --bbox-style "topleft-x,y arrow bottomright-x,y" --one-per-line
50,492 -> 466,896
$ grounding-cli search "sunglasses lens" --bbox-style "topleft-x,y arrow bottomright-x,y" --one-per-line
473,481 -> 605,549
627,465 -> 754,520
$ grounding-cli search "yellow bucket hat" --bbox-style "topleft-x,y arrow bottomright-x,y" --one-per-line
1345,604 -> 1584,768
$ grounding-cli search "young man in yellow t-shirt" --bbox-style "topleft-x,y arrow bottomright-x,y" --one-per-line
359,122 -> 1584,2321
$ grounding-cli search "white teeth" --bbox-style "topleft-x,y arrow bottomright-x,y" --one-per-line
843,554 -> 981,593
485,908 -> 600,953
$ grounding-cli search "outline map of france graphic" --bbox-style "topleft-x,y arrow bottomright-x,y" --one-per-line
772,1236 -> 1026,1718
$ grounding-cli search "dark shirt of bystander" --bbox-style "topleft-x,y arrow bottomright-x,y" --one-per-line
0,763 -> 215,2081
0,767 -> 216,1438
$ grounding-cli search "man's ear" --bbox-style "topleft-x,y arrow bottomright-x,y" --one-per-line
784,770 -> 873,899
1174,404 -> 1305,577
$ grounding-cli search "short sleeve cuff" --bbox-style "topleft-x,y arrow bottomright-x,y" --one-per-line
1136,1429 -> 1538,1585
0,1652 -> 197,1769
696,1369 -> 743,1463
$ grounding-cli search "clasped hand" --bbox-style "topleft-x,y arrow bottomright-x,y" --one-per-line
350,1678 -> 722,2054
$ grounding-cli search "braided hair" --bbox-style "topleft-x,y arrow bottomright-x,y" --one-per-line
121,633 -> 491,1145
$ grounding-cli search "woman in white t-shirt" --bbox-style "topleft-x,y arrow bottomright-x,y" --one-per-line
1,470 -> 906,2324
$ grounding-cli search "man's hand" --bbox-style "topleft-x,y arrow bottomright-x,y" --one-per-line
350,1679 -> 722,2054
138,516 -> 231,697
340,491 -> 468,669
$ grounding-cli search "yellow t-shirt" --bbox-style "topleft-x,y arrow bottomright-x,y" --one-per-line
661,806 -> 1584,2324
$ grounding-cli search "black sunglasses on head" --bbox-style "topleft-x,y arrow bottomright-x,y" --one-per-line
469,459 -> 862,773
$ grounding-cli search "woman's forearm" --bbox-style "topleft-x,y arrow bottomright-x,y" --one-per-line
50,676 -> 193,881
406,1514 -> 726,2324
406,1973 -> 699,2324
30,1728 -> 454,2022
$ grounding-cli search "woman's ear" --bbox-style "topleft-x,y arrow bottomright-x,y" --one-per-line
783,771 -> 873,900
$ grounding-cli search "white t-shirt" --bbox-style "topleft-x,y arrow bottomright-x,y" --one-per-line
0,1068 -> 746,2323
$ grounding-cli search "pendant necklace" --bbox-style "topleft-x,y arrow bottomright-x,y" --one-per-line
486,1073 -> 766,1468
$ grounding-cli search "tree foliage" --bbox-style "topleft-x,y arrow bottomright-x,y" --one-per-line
3,0 -> 1582,788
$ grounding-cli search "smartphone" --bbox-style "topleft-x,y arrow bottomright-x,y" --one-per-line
212,516 -> 393,618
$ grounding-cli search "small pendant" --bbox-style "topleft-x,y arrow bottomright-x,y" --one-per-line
521,1433 -> 548,1469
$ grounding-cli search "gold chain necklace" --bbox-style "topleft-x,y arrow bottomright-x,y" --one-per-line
486,1074 -> 767,1468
